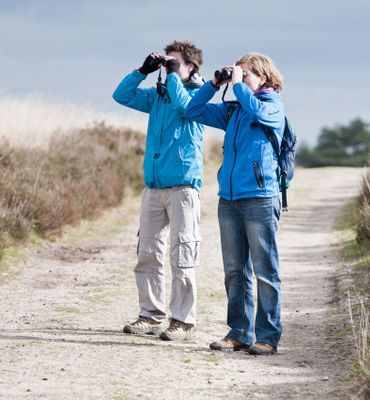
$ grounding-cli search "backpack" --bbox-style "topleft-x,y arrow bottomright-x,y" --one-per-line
225,102 -> 297,211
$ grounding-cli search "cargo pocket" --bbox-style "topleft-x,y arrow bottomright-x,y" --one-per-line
138,237 -> 157,254
172,232 -> 202,268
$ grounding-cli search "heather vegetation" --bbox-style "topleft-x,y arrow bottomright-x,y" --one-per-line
0,123 -> 145,255
0,111 -> 223,258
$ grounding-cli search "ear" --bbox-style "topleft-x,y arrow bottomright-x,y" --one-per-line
259,76 -> 267,87
187,63 -> 195,75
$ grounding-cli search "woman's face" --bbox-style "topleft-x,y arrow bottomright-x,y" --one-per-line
239,63 -> 266,92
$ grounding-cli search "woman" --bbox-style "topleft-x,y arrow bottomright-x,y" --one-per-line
185,53 -> 285,355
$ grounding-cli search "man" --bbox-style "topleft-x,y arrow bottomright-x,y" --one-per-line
112,41 -> 204,341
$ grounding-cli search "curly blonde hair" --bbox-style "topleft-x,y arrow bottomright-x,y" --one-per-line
236,53 -> 284,92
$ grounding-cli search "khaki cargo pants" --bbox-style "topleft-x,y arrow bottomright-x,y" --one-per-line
134,186 -> 201,325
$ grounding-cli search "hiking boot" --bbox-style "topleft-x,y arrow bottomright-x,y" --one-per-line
159,318 -> 194,341
123,316 -> 162,335
248,342 -> 277,355
209,337 -> 250,352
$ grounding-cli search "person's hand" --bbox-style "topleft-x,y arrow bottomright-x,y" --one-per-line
138,53 -> 161,75
164,56 -> 180,74
232,65 -> 244,85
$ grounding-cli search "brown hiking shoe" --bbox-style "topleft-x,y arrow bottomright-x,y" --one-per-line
248,342 -> 277,355
209,337 -> 250,352
159,318 -> 194,341
123,316 -> 162,335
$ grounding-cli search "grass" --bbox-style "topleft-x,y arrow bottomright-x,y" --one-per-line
0,94 -> 146,148
338,195 -> 370,399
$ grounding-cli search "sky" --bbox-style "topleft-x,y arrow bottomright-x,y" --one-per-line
0,0 -> 369,145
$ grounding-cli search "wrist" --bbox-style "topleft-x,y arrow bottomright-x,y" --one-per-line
211,79 -> 220,88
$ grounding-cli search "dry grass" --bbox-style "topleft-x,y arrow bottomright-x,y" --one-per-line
342,162 -> 370,398
0,122 -> 145,255
348,293 -> 370,399
357,167 -> 370,245
0,94 -> 146,148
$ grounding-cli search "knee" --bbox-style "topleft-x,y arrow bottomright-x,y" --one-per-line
135,236 -> 165,271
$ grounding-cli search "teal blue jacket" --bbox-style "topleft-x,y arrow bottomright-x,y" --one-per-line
185,81 -> 285,200
113,70 -> 205,191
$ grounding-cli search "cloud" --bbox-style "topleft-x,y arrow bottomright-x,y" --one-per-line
0,0 -> 369,144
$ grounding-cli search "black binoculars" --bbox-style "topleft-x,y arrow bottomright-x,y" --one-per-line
148,55 -> 169,69
214,67 -> 247,84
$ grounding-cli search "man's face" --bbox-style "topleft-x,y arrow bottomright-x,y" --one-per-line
166,51 -> 194,81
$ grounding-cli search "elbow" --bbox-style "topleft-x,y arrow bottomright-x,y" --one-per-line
112,89 -> 127,106
112,89 -> 120,103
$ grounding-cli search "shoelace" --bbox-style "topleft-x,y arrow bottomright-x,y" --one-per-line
132,317 -> 149,326
168,320 -> 183,332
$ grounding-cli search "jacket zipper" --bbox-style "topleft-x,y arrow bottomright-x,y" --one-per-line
253,161 -> 264,189
229,119 -> 241,200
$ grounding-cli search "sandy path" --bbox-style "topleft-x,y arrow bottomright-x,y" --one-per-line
0,167 -> 363,400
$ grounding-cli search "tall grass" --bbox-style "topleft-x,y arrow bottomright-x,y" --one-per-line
342,162 -> 370,399
0,94 -> 146,148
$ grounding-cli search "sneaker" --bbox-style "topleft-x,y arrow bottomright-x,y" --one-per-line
123,316 -> 162,335
209,337 -> 250,352
248,342 -> 277,355
159,318 -> 194,341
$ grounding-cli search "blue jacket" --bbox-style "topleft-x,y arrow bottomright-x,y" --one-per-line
185,81 -> 285,200
113,70 -> 205,191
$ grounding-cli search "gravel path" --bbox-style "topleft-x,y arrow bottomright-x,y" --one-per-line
0,167 -> 363,399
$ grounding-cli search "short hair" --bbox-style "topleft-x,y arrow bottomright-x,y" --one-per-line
236,53 -> 284,92
164,40 -> 203,75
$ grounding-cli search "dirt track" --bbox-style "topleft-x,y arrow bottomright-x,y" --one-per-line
0,167 -> 363,399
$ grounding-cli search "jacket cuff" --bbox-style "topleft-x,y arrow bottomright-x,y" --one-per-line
133,69 -> 147,80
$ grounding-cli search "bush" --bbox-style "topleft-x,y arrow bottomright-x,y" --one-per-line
0,122 -> 145,252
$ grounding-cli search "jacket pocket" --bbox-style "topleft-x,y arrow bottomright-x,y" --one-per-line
253,161 -> 265,189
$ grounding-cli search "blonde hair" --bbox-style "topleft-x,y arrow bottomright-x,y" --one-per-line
236,53 -> 284,92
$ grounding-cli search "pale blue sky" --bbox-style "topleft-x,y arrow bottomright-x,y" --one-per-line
1,0 -> 369,144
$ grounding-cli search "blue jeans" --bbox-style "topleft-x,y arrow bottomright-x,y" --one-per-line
217,196 -> 282,347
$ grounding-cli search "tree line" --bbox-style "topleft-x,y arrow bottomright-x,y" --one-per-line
296,118 -> 370,167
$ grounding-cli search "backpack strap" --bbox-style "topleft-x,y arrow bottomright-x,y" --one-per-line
225,101 -> 239,125
260,123 -> 289,212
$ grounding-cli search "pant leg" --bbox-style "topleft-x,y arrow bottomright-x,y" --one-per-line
134,188 -> 169,322
218,198 -> 254,346
243,197 -> 282,347
167,186 -> 201,325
